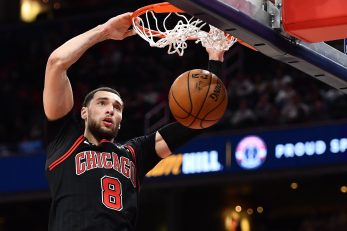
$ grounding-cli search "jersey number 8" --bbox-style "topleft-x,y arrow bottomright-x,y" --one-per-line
101,176 -> 123,211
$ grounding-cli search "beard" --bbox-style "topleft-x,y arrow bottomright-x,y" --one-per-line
88,118 -> 119,141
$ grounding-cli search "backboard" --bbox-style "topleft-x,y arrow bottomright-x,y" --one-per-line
168,0 -> 347,93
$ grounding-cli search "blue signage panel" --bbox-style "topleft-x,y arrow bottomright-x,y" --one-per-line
146,122 -> 347,178
0,154 -> 48,193
230,123 -> 347,171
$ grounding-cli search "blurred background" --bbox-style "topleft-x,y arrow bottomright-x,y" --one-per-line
0,0 -> 347,230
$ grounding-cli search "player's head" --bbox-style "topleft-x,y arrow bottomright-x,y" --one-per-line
81,87 -> 123,141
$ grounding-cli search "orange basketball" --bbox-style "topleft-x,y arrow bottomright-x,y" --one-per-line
168,69 -> 228,129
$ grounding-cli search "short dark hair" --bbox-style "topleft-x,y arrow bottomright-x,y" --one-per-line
82,87 -> 122,107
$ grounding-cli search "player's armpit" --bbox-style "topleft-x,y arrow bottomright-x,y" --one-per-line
155,131 -> 171,158
156,122 -> 203,158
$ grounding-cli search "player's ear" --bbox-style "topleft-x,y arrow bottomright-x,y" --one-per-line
81,107 -> 88,120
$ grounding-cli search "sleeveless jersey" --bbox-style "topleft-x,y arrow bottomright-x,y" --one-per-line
45,111 -> 161,231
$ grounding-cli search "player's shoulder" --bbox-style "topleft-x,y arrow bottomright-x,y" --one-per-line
120,133 -> 156,158
45,110 -> 82,138
123,134 -> 154,146
114,142 -> 136,160
121,136 -> 145,151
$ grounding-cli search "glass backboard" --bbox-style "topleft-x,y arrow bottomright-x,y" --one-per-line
168,0 -> 347,93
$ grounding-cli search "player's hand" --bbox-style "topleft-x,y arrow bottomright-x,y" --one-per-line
103,12 -> 136,40
206,47 -> 225,62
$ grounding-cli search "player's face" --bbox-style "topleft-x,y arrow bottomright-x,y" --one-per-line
84,91 -> 123,141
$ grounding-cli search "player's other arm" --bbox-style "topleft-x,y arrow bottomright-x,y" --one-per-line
155,49 -> 225,158
43,12 -> 135,121
207,47 -> 224,78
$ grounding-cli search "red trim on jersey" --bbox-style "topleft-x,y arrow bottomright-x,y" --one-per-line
125,145 -> 136,159
124,144 -> 140,191
48,135 -> 85,171
99,139 -> 111,144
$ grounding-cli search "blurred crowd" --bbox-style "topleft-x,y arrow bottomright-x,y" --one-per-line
1,11 -> 347,157
221,57 -> 347,129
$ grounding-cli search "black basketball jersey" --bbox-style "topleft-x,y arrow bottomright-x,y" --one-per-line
45,111 -> 161,231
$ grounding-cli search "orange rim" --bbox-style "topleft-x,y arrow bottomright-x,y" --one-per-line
132,2 -> 257,50
132,2 -> 184,39
238,39 -> 257,51
132,2 -> 183,18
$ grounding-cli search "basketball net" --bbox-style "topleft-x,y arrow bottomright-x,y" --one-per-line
132,7 -> 238,56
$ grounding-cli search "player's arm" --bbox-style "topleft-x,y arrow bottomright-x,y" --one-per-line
207,46 -> 224,77
155,49 -> 225,158
43,12 -> 135,121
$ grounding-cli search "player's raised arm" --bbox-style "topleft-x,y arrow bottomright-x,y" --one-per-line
43,12 -> 135,121
206,46 -> 225,77
206,47 -> 225,62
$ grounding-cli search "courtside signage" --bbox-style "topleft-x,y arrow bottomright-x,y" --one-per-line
275,138 -> 347,158
146,150 -> 222,177
146,122 -> 347,178
235,136 -> 267,170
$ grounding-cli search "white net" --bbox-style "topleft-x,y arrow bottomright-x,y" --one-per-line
197,26 -> 237,52
132,11 -> 237,56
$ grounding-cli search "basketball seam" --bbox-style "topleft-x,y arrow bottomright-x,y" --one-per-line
200,88 -> 227,128
201,81 -> 227,120
171,87 -> 219,121
170,89 -> 191,119
187,71 -> 213,128
185,114 -> 219,121
186,70 -> 193,114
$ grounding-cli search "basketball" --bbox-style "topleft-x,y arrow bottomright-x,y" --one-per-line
168,69 -> 228,129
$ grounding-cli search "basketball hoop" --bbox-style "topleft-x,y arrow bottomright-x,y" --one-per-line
132,2 -> 256,56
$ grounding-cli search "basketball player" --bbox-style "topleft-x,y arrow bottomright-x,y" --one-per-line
43,12 -> 226,231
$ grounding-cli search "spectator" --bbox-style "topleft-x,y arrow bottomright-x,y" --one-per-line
230,99 -> 256,127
